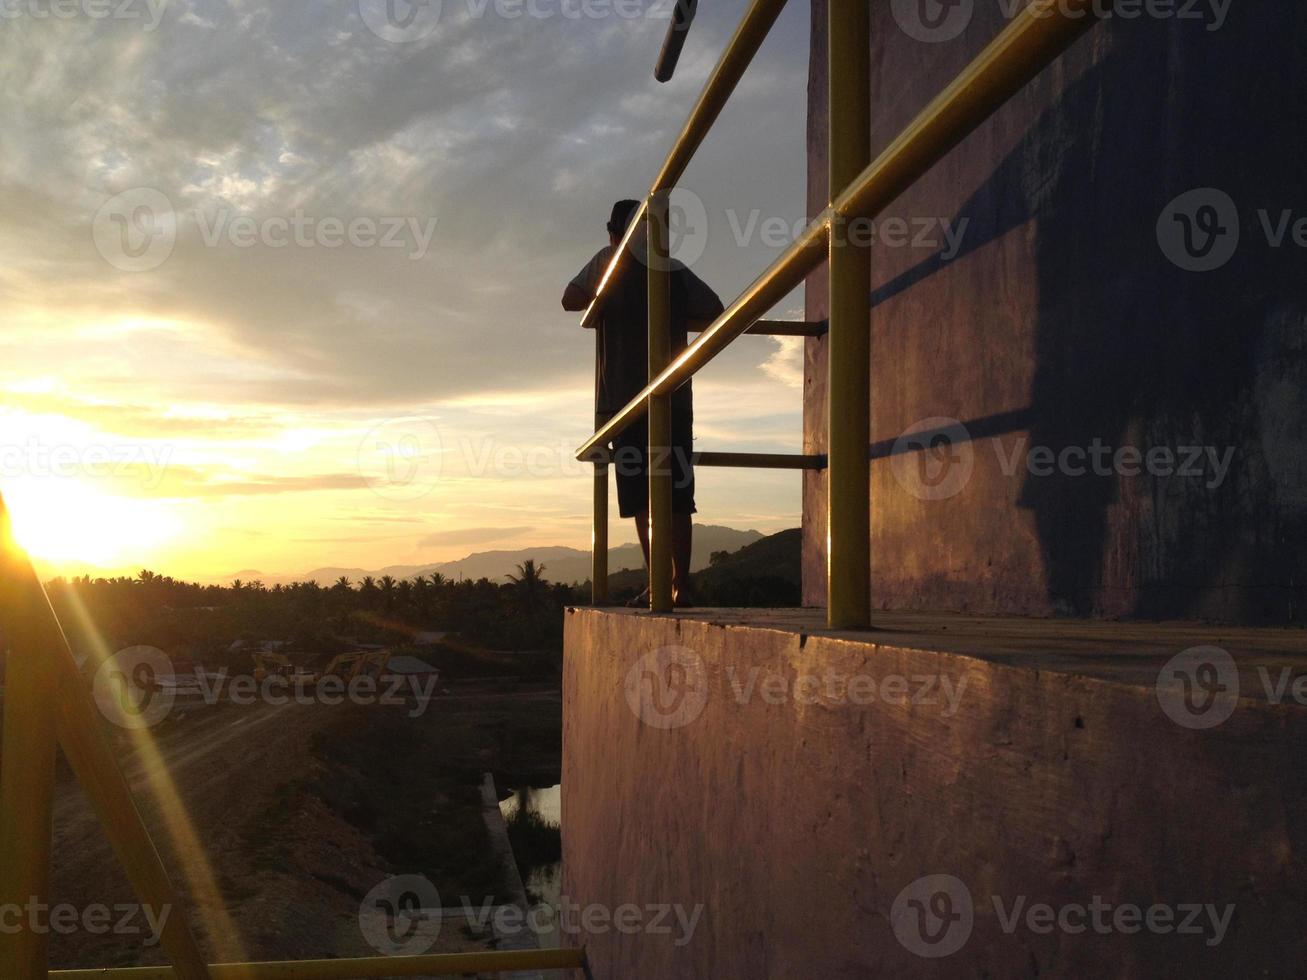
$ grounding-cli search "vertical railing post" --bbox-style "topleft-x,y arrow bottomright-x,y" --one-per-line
0,502 -> 57,979
592,324 -> 610,606
826,0 -> 872,629
592,445 -> 609,605
647,191 -> 675,613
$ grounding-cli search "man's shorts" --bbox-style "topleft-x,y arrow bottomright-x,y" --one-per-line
610,414 -> 696,519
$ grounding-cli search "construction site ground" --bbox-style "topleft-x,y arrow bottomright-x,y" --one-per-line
25,677 -> 562,973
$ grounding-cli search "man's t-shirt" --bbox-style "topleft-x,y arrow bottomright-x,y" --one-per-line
571,244 -> 725,420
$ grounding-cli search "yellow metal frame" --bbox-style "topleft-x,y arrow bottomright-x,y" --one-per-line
578,0 -> 1113,627
0,493 -> 588,978
646,191 -> 675,612
47,948 -> 588,978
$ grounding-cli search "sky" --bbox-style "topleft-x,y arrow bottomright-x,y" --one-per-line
0,0 -> 811,580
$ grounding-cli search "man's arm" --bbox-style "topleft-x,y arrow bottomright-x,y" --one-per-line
680,267 -> 725,332
563,247 -> 613,323
561,282 -> 590,312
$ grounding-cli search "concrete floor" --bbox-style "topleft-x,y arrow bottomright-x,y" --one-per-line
596,606 -> 1307,701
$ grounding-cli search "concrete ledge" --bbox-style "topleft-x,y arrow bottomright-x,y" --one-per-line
562,608 -> 1307,978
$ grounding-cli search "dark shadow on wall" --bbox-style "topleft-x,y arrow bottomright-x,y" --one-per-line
870,9 -> 1307,621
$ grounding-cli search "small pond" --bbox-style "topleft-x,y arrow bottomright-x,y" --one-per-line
500,783 -> 562,947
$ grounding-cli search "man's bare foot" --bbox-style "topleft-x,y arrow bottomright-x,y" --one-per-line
673,586 -> 696,608
625,588 -> 650,608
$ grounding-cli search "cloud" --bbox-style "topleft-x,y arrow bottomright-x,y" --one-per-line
760,335 -> 805,390
203,473 -> 371,494
149,469 -> 369,497
2,0 -> 810,405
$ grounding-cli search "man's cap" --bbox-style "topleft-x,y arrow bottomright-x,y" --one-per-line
607,199 -> 641,236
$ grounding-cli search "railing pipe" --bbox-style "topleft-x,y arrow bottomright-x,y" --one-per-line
689,318 -> 828,338
592,455 -> 609,605
647,191 -> 675,612
696,452 -> 827,470
592,322 -> 609,605
654,0 -> 698,83
48,947 -> 588,979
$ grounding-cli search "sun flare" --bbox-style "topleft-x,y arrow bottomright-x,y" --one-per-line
2,478 -> 181,570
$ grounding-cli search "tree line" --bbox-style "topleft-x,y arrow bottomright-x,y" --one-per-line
44,560 -> 573,670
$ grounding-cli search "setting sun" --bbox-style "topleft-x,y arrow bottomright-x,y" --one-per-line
3,479 -> 181,569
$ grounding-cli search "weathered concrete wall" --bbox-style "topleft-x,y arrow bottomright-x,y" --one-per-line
803,1 -> 1307,622
562,608 -> 1307,977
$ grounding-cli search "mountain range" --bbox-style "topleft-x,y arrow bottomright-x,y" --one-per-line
215,525 -> 765,587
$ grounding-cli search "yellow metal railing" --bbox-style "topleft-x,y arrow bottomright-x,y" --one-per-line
577,0 -> 1113,627
44,948 -> 588,979
0,491 -> 588,978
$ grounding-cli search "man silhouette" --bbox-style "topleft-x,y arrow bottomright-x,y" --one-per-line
563,199 -> 724,607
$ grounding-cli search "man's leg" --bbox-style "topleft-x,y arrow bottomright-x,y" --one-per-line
635,509 -> 650,569
621,513 -> 653,607
672,510 -> 694,606
614,433 -> 652,605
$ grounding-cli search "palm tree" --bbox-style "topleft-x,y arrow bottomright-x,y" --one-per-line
507,560 -> 549,615
359,576 -> 378,604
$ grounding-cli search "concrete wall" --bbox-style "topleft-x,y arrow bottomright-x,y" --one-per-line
802,1 -> 1307,622
562,608 -> 1307,977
